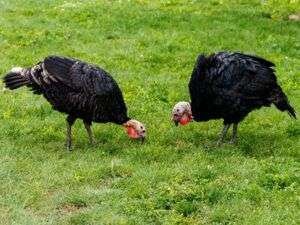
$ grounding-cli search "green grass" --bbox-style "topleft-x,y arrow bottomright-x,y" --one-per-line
0,0 -> 299,224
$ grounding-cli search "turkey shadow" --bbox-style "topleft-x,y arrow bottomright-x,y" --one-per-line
165,129 -> 288,158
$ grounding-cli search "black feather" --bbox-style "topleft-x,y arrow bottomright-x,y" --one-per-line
3,71 -> 30,90
188,52 -> 296,124
3,56 -> 130,125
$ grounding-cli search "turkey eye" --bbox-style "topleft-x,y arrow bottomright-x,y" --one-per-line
140,126 -> 143,129
177,109 -> 179,112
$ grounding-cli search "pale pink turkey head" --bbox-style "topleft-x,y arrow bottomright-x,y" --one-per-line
123,119 -> 146,143
171,101 -> 193,126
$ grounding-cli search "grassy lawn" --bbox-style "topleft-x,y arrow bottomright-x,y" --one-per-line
0,0 -> 299,224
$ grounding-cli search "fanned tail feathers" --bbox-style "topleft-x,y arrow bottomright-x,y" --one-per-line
3,67 -> 30,90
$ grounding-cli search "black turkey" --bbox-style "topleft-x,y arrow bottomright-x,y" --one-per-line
172,52 -> 296,145
3,56 -> 146,150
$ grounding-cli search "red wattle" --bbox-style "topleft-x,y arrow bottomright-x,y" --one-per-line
179,116 -> 190,125
126,127 -> 139,139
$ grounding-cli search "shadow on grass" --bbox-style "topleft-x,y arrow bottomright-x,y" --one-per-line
161,128 -> 291,158
2,121 -> 296,161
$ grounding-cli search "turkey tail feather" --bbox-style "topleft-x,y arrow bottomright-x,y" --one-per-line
272,89 -> 296,119
275,100 -> 296,119
286,104 -> 296,119
3,68 -> 30,90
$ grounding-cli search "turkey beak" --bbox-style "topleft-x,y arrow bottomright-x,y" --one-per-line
141,136 -> 145,144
